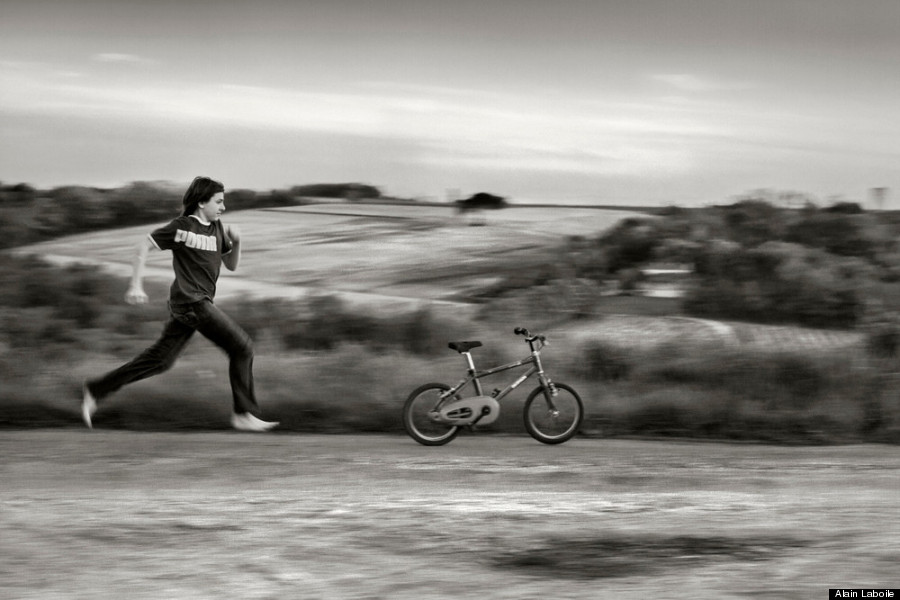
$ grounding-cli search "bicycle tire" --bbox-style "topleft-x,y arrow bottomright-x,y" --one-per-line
403,383 -> 460,446
523,382 -> 584,444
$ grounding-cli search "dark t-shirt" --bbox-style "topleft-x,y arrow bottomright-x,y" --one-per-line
149,216 -> 233,305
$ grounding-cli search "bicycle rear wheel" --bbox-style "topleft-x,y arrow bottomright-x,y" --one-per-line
523,382 -> 583,444
403,383 -> 460,446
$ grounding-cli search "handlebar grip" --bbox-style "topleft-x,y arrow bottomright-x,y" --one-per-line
514,327 -> 528,336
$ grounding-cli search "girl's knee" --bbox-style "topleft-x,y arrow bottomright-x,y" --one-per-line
153,353 -> 180,374
143,346 -> 180,373
162,354 -> 181,371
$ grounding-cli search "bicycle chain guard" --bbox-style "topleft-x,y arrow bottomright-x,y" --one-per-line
435,396 -> 501,426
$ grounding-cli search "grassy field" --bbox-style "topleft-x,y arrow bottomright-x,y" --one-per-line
12,203 -> 640,313
8,201 -> 869,347
4,202 -> 898,443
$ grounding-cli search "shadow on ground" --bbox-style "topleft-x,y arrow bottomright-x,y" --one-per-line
493,534 -> 811,579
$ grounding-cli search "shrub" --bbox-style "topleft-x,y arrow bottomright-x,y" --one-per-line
720,199 -> 785,246
0,256 -> 124,329
226,294 -> 465,357
785,213 -> 874,259
228,296 -> 300,341
863,311 -> 900,359
599,218 -> 660,273
289,183 -> 381,200
684,242 -> 866,327
579,340 -> 635,381
478,280 -> 603,322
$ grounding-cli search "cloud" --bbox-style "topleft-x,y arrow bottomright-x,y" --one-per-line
651,73 -> 753,93
0,63 -> 717,180
358,80 -> 504,101
91,53 -> 157,65
415,141 -> 694,177
10,62 -> 857,189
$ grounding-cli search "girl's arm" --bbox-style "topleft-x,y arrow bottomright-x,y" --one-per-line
222,224 -> 241,271
124,235 -> 156,304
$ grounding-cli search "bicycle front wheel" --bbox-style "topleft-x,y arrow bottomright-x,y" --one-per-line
524,382 -> 584,444
403,383 -> 460,446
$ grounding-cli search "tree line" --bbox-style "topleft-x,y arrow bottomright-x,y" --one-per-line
0,181 -> 381,249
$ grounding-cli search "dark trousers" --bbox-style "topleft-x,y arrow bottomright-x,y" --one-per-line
87,299 -> 259,415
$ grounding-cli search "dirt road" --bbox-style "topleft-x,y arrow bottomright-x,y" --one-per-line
1,432 -> 896,599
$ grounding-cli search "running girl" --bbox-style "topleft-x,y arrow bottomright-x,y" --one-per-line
82,176 -> 278,432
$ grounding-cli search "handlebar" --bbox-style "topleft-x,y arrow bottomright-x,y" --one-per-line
514,327 -> 547,345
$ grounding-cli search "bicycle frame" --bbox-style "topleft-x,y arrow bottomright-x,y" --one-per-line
403,327 -> 583,445
442,338 -> 555,403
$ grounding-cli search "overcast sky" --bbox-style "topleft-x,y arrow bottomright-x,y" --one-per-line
1,0 -> 898,206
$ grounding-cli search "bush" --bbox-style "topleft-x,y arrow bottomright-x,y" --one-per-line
0,256 -> 124,329
573,340 -> 892,441
684,242 -> 867,327
477,279 -> 604,322
290,183 -> 381,200
785,212 -> 880,259
598,218 -> 660,273
863,310 -> 900,359
579,340 -> 635,381
455,192 -> 507,212
720,199 -> 786,246
226,294 -> 465,356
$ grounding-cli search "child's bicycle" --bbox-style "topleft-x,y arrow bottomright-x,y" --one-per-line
402,327 -> 584,445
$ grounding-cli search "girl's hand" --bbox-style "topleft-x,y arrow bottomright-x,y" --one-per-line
225,223 -> 241,243
125,284 -> 148,305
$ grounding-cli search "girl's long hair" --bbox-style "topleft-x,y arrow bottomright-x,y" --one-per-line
182,176 -> 225,216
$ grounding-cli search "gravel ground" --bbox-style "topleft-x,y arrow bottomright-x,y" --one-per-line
1,431 -> 897,599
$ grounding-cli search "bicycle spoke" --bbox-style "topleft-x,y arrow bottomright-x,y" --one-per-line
403,383 -> 460,446
524,383 -> 583,444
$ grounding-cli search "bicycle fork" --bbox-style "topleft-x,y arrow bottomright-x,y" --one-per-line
539,376 -> 561,415
534,348 -> 561,415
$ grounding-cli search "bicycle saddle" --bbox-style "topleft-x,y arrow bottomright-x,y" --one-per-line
448,341 -> 482,353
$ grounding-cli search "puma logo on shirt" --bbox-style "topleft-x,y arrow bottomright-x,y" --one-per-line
174,229 -> 218,252
150,216 -> 231,304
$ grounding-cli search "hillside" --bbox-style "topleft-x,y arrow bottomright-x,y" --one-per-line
8,201 -> 874,353
3,200 -> 899,442
10,203 -> 642,315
